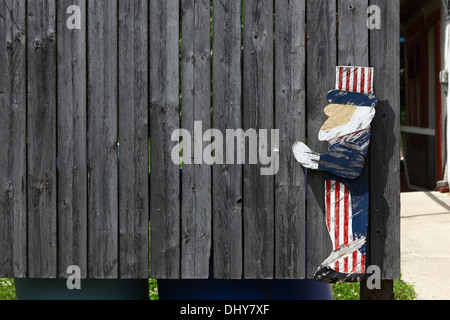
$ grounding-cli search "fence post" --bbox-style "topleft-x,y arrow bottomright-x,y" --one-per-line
368,0 -> 401,281
360,279 -> 395,300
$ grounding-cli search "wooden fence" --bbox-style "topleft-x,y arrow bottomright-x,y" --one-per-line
0,0 -> 400,281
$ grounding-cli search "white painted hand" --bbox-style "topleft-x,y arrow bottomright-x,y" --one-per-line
292,142 -> 320,170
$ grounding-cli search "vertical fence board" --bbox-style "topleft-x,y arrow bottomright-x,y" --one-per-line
274,0 -> 306,279
212,0 -> 243,280
306,0 -> 336,279
0,0 -> 27,278
150,0 -> 180,279
338,0 -> 369,67
57,0 -> 88,279
87,0 -> 118,278
118,0 -> 149,279
338,0 -> 370,286
243,0 -> 274,279
369,0 -> 401,280
27,0 -> 57,278
181,0 -> 212,279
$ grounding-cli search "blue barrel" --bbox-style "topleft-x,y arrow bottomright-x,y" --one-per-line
14,279 -> 149,300
158,279 -> 333,300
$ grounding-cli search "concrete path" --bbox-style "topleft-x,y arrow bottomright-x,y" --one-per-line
401,191 -> 450,300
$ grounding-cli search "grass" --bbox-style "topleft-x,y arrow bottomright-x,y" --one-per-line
333,278 -> 417,300
0,279 -> 16,300
393,278 -> 418,300
149,278 -> 159,300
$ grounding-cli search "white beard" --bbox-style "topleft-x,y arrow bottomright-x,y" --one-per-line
318,107 -> 376,142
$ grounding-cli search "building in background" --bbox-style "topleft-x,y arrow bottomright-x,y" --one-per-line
400,0 -> 450,191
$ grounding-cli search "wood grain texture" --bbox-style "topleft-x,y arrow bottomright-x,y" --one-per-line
306,0 -> 336,279
213,0 -> 243,279
338,0 -> 369,67
27,0 -> 57,279
0,0 -> 27,278
368,0 -> 401,280
181,0 -> 212,279
0,0 -> 401,283
150,0 -> 180,279
118,0 -> 149,279
360,279 -> 394,300
57,0 -> 87,279
243,0 -> 274,279
87,0 -> 118,278
275,0 -> 306,279
212,0 -> 243,279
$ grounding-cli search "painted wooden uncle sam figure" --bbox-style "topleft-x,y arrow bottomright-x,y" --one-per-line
293,67 -> 377,283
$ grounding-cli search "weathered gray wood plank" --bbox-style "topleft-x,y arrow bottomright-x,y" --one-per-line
275,0 -> 306,279
306,0 -> 336,279
87,0 -> 118,279
369,0 -> 401,280
57,0 -> 87,279
212,0 -> 243,280
338,0 -> 369,67
360,279 -> 394,300
180,0 -> 211,279
150,0 -> 181,279
118,0 -> 149,280
0,0 -> 27,278
27,0 -> 57,278
243,0 -> 274,279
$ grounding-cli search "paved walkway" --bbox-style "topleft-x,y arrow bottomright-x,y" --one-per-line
401,191 -> 450,300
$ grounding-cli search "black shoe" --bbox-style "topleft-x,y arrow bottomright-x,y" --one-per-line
314,266 -> 365,284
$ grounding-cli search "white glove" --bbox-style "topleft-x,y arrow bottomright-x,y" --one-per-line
292,142 -> 320,170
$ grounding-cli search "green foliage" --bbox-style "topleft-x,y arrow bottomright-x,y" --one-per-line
333,281 -> 360,300
148,223 -> 159,300
332,278 -> 418,300
0,279 -> 17,300
149,278 -> 159,300
393,279 -> 417,300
